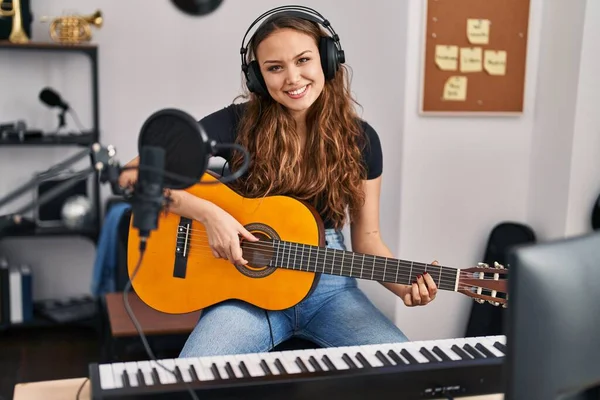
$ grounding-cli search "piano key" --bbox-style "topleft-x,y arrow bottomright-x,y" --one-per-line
174,359 -> 193,383
199,358 -> 219,380
136,361 -> 154,385
475,343 -> 496,358
188,358 -> 211,381
476,338 -> 506,358
210,363 -> 222,379
221,355 -> 244,378
121,371 -> 130,388
150,361 -> 171,384
357,346 -> 384,367
295,357 -> 309,373
160,359 -> 178,383
450,344 -> 472,360
237,354 -> 265,377
375,351 -> 393,366
308,356 -> 323,371
462,343 -> 484,359
387,350 -> 407,365
342,353 -> 358,369
400,349 -> 418,364
274,358 -> 288,374
432,342 -> 462,361
259,359 -> 272,375
431,346 -> 452,362
419,347 -> 440,363
354,352 -> 372,368
124,362 -> 140,387
136,370 -> 145,386
151,367 -> 161,385
403,343 -> 431,364
224,362 -> 237,379
262,353 -> 286,375
98,364 -> 115,389
493,341 -> 507,354
211,356 -> 232,379
321,354 -> 337,370
111,362 -> 125,388
238,361 -> 251,378
315,348 -> 349,370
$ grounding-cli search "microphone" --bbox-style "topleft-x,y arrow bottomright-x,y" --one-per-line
171,0 -> 224,16
39,87 -> 69,111
131,146 -> 166,246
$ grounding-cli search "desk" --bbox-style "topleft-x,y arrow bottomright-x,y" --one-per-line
14,377 -> 504,400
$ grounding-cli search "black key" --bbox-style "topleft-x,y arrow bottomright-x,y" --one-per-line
387,350 -> 407,365
308,356 -> 323,371
259,359 -> 272,375
451,344 -> 471,360
136,370 -> 145,386
355,352 -> 371,367
224,362 -> 236,379
210,363 -> 222,379
432,346 -> 452,362
419,347 -> 440,363
475,343 -> 497,358
494,342 -> 507,354
239,361 -> 251,378
274,358 -> 287,374
151,368 -> 161,385
121,371 -> 130,388
342,353 -> 358,369
400,349 -> 418,364
295,357 -> 309,373
173,366 -> 184,382
375,351 -> 392,366
321,355 -> 337,370
189,365 -> 200,381
463,343 -> 484,359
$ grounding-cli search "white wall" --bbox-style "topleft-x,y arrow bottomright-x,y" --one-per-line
1,0 -> 598,342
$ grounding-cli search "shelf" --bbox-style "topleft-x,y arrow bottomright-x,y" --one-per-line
0,40 -> 97,55
1,222 -> 99,242
0,132 -> 96,146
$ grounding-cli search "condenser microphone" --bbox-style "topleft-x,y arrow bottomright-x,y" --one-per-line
132,146 -> 166,245
39,87 -> 70,111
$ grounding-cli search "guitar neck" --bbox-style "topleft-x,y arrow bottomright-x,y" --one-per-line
270,240 -> 459,292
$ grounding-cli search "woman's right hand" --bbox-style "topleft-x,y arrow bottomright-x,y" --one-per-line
200,203 -> 259,266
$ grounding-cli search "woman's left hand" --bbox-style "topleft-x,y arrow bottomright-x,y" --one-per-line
398,260 -> 439,307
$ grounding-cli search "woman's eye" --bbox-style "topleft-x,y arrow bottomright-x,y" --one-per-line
298,57 -> 310,63
267,65 -> 282,72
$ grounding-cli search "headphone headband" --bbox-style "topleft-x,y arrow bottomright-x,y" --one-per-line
239,5 -> 344,73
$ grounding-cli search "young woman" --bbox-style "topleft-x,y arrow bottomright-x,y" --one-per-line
119,7 -> 438,357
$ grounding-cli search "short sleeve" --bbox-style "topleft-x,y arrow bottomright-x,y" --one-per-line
198,103 -> 246,160
361,121 -> 383,180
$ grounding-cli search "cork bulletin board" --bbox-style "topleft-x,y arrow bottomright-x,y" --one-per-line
420,0 -> 531,115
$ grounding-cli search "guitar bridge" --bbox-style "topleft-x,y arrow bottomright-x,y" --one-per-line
174,217 -> 192,278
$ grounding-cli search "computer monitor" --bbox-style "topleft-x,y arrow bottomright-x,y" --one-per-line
505,231 -> 600,400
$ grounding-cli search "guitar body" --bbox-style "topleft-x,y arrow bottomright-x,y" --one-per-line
127,172 -> 325,314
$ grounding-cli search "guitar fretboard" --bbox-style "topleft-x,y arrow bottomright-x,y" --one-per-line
269,240 -> 458,292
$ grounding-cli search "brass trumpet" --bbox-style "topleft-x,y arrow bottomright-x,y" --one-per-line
41,10 -> 103,44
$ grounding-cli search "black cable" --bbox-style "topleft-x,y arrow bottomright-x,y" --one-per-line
264,310 -> 275,350
75,377 -> 88,399
122,239 -> 199,400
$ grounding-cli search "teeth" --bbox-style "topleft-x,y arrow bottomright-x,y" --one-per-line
288,85 -> 307,95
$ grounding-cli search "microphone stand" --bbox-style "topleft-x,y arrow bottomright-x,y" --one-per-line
0,143 -> 120,239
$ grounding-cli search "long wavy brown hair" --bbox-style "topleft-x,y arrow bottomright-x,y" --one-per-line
229,14 -> 368,230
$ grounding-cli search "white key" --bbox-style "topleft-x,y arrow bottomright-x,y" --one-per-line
323,347 -> 351,370
111,362 -> 125,388
174,359 -> 193,383
240,354 -> 266,377
150,360 -> 171,384
98,364 -> 115,390
261,353 -> 285,374
160,359 -> 178,384
221,355 -> 243,378
124,362 -> 139,387
137,361 -> 155,385
272,351 -> 301,374
357,345 -> 385,367
189,358 -> 212,381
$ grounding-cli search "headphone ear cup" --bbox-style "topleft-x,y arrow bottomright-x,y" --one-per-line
319,36 -> 340,80
245,60 -> 269,97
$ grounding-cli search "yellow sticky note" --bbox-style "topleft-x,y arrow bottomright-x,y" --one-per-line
443,76 -> 467,101
435,45 -> 458,71
484,50 -> 507,75
460,47 -> 482,73
467,19 -> 490,45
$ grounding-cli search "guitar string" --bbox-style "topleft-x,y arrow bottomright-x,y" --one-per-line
164,234 -> 506,283
172,235 -> 505,282
172,231 -> 504,279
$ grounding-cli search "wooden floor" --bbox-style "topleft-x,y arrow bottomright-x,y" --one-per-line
0,324 -> 101,400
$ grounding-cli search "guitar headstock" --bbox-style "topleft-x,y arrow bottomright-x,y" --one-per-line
459,262 -> 508,307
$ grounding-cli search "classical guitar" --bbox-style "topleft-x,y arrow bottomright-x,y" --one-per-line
127,172 -> 508,314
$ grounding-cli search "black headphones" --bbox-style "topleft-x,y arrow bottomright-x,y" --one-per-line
240,5 -> 346,98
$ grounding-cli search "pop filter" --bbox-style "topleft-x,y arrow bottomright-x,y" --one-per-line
137,108 -> 213,190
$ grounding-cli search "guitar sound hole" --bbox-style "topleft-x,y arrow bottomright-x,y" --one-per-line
236,223 -> 279,279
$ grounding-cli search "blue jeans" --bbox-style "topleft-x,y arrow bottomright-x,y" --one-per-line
178,229 -> 408,357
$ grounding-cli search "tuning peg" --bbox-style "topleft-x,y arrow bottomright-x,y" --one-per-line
474,298 -> 485,304
477,262 -> 489,268
494,261 -> 505,269
502,303 -> 508,308
488,300 -> 500,306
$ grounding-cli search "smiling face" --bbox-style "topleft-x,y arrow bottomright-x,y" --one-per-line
255,28 -> 325,121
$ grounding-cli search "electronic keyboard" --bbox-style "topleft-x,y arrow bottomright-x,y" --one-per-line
89,335 -> 507,400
